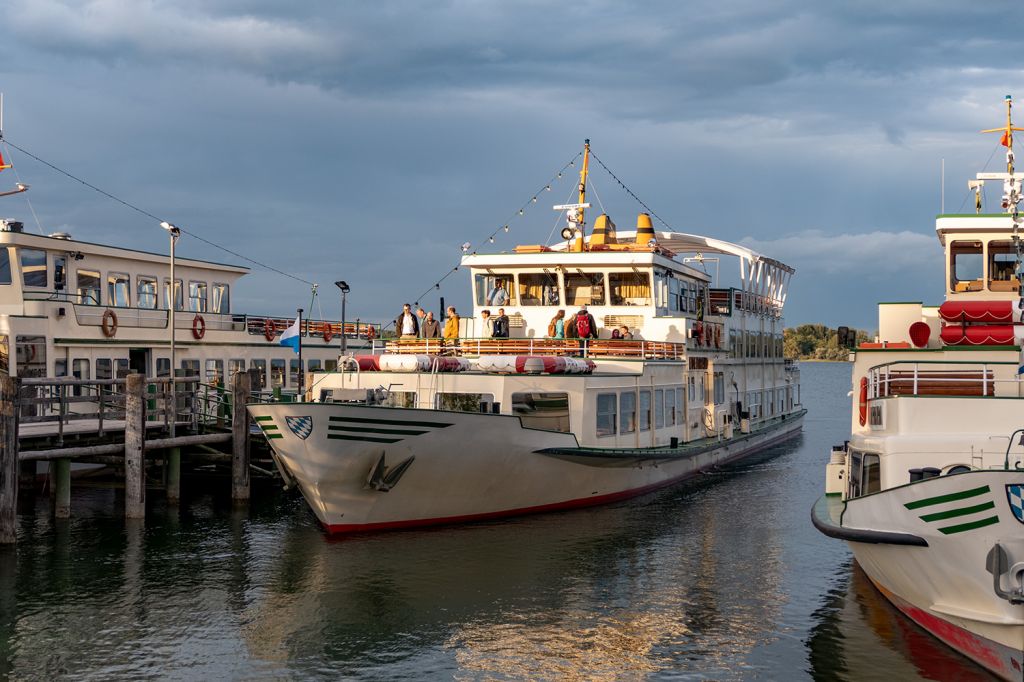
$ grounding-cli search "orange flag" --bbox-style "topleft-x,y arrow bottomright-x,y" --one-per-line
1002,131 -> 1011,147
0,148 -> 7,170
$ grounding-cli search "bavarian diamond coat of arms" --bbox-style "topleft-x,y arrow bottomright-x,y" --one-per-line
285,416 -> 314,440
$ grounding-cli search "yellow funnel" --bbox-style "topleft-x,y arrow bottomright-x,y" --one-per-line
591,214 -> 616,246
635,213 -> 655,246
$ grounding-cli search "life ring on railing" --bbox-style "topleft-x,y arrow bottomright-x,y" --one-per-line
263,318 -> 276,342
323,324 -> 334,343
365,325 -> 377,340
714,325 -> 721,348
858,376 -> 868,427
192,314 -> 206,340
695,321 -> 704,346
101,309 -> 118,338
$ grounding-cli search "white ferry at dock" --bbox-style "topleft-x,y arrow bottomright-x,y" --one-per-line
813,96 -> 1024,680
250,140 -> 806,534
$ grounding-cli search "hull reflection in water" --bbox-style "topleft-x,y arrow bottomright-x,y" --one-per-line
807,562 -> 995,681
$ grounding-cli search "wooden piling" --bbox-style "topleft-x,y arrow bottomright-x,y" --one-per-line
231,371 -> 251,502
54,458 -> 71,519
1,374 -> 20,544
166,448 -> 181,504
124,373 -> 146,519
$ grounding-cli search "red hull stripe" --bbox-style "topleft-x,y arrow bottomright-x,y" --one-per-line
324,424 -> 800,534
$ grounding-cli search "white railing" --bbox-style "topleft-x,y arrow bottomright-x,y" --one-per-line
867,361 -> 1022,399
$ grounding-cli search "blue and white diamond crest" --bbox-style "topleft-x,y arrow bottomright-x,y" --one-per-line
1006,484 -> 1024,524
285,416 -> 314,440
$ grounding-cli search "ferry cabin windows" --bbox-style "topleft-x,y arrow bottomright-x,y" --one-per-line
211,283 -> 230,314
565,272 -> 605,306
20,249 -> 47,288
189,281 -> 208,313
107,273 -> 131,307
138,277 -> 158,309
435,393 -> 496,413
164,279 -> 183,311
620,391 -> 637,434
950,241 -> 984,292
639,390 -> 652,431
206,359 -> 224,384
383,391 -> 415,408
511,392 -> 570,432
609,272 -> 651,306
518,273 -> 560,306
77,270 -> 101,305
289,359 -> 301,388
654,390 -> 665,429
596,393 -> 617,437
270,359 -> 285,389
15,336 -> 46,378
476,274 -> 516,306
0,248 -> 11,285
847,450 -> 880,498
988,241 -> 1020,292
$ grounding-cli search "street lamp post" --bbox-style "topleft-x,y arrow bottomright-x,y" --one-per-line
161,221 -> 181,437
335,281 -> 350,355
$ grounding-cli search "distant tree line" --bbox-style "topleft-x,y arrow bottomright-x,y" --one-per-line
783,324 -> 872,361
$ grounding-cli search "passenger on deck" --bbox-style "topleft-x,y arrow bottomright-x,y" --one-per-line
396,303 -> 419,338
416,307 -> 427,337
443,306 -> 460,340
488,281 -> 509,306
619,325 -> 634,340
548,310 -> 565,338
575,306 -> 597,340
479,309 -> 494,338
422,312 -> 441,338
493,308 -> 510,338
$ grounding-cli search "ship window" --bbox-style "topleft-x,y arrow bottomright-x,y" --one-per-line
227,359 -> 245,386
475,274 -> 515,306
96,358 -> 112,381
72,358 -> 90,396
862,453 -> 881,495
665,388 -> 677,426
714,372 -> 725,405
206,359 -> 224,385
0,248 -> 11,285
596,393 -> 617,436
676,387 -> 684,419
271,359 -> 285,388
950,240 -> 984,292
435,392 -> 495,413
289,359 -> 301,388
988,241 -> 1020,292
324,359 -> 338,372
564,272 -> 605,306
107,273 -> 131,307
211,283 -> 230,313
53,256 -> 65,290
137,276 -> 158,309
15,335 -> 46,379
620,391 -> 636,434
155,357 -> 170,378
383,391 -> 415,408
639,390 -> 651,431
609,271 -> 651,306
76,270 -> 101,305
848,450 -> 862,498
164,278 -> 183,311
654,390 -> 665,429
308,359 -> 322,372
517,273 -> 560,306
20,248 -> 48,288
251,359 -> 267,390
189,281 -> 207,313
512,391 -> 570,432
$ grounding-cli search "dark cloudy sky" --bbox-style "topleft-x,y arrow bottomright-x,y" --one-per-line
0,1 -> 1019,329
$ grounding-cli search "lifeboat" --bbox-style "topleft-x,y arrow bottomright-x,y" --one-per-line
939,324 -> 1016,346
479,355 -> 595,374
938,300 -> 1018,324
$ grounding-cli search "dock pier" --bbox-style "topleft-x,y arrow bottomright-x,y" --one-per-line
0,370 -> 260,544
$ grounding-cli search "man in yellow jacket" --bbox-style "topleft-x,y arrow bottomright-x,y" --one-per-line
443,306 -> 460,340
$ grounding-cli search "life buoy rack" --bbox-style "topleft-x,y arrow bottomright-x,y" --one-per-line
263,318 -> 276,342
858,376 -> 869,426
101,309 -> 118,338
323,324 -> 334,343
192,314 -> 206,340
365,325 -> 377,340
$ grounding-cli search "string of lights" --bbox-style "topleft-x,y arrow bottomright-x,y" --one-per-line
411,150 -> 583,306
0,137 -> 316,286
589,149 -> 673,231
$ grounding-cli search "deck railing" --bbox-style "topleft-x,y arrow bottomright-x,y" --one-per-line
376,337 -> 689,360
867,361 -> 1022,399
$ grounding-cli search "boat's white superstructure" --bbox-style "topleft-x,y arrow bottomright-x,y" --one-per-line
251,140 -> 805,534
813,97 -> 1024,679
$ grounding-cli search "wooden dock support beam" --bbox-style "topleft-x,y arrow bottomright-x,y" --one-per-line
124,373 -> 146,519
1,374 -> 19,544
231,371 -> 251,502
166,448 -> 180,504
54,459 -> 71,519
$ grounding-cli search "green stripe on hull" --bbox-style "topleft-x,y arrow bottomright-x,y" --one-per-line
919,500 -> 995,522
327,434 -> 403,443
264,433 -> 283,440
328,416 -> 453,428
904,485 -> 991,510
253,415 -> 274,422
938,515 -> 1000,535
327,425 -> 428,436
260,425 -> 279,431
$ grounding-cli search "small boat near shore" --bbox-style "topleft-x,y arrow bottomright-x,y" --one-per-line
250,140 -> 805,533
812,96 -> 1024,679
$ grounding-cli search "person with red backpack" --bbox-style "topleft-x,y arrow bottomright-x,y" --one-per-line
575,306 -> 597,339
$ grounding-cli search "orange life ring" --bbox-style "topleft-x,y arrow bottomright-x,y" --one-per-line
858,376 -> 869,426
192,314 -> 206,340
264,318 -> 276,342
714,325 -> 721,348
365,325 -> 377,340
101,309 -> 118,338
695,321 -> 704,345
323,324 -> 334,343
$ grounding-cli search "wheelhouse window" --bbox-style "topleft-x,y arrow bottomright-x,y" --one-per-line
620,391 -> 637,434
596,393 -> 617,437
950,240 -> 984,292
189,281 -> 207,313
0,248 -> 11,285
164,278 -> 183,311
475,274 -> 515,306
518,273 -> 560,306
211,283 -> 230,313
988,241 -> 1020,292
848,450 -> 862,498
54,256 -> 66,291
20,248 -> 48,288
610,271 -> 651,306
564,272 -> 605,306
862,453 -> 881,495
76,270 -> 101,305
107,273 -> 131,307
137,276 -> 158,309
512,392 -> 570,432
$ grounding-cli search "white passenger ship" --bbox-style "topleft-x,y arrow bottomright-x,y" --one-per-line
250,141 -> 806,534
813,97 -> 1024,680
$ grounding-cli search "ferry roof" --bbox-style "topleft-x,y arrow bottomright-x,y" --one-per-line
0,229 -> 249,273
462,248 -> 712,281
934,214 -> 1024,246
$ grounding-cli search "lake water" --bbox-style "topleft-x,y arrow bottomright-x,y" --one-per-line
0,362 -> 997,680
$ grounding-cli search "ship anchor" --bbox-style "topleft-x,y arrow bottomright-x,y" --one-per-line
364,451 -> 415,492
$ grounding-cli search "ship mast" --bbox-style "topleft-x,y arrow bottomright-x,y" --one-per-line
0,93 -> 29,198
573,139 -> 591,252
981,95 -> 1024,295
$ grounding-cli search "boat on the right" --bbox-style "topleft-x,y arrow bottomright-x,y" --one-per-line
813,95 -> 1024,680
